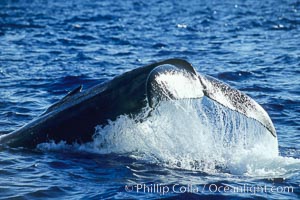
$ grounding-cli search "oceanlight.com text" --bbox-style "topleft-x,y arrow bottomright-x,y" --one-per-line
124,183 -> 294,195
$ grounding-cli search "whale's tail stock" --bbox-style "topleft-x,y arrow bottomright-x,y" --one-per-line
0,58 -> 276,148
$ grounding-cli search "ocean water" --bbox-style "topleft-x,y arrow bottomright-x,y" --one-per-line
0,0 -> 300,199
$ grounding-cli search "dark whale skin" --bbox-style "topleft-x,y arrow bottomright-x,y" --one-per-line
0,59 -> 195,148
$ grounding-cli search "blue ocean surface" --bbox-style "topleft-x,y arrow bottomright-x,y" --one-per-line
0,0 -> 300,199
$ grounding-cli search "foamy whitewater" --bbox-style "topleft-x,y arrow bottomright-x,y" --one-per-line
38,97 -> 300,178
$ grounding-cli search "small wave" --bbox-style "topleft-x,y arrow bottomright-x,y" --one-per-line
73,35 -> 98,41
152,43 -> 168,49
0,23 -> 44,29
217,71 -> 253,81
64,14 -> 115,23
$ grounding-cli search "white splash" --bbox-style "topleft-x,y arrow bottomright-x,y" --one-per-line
38,98 -> 300,176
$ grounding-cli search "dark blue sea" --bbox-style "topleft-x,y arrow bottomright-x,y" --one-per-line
0,0 -> 300,199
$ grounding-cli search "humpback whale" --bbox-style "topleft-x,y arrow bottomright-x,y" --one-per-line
0,59 -> 276,148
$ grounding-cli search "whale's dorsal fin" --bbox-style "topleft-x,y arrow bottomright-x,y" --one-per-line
66,85 -> 82,97
42,85 -> 82,116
